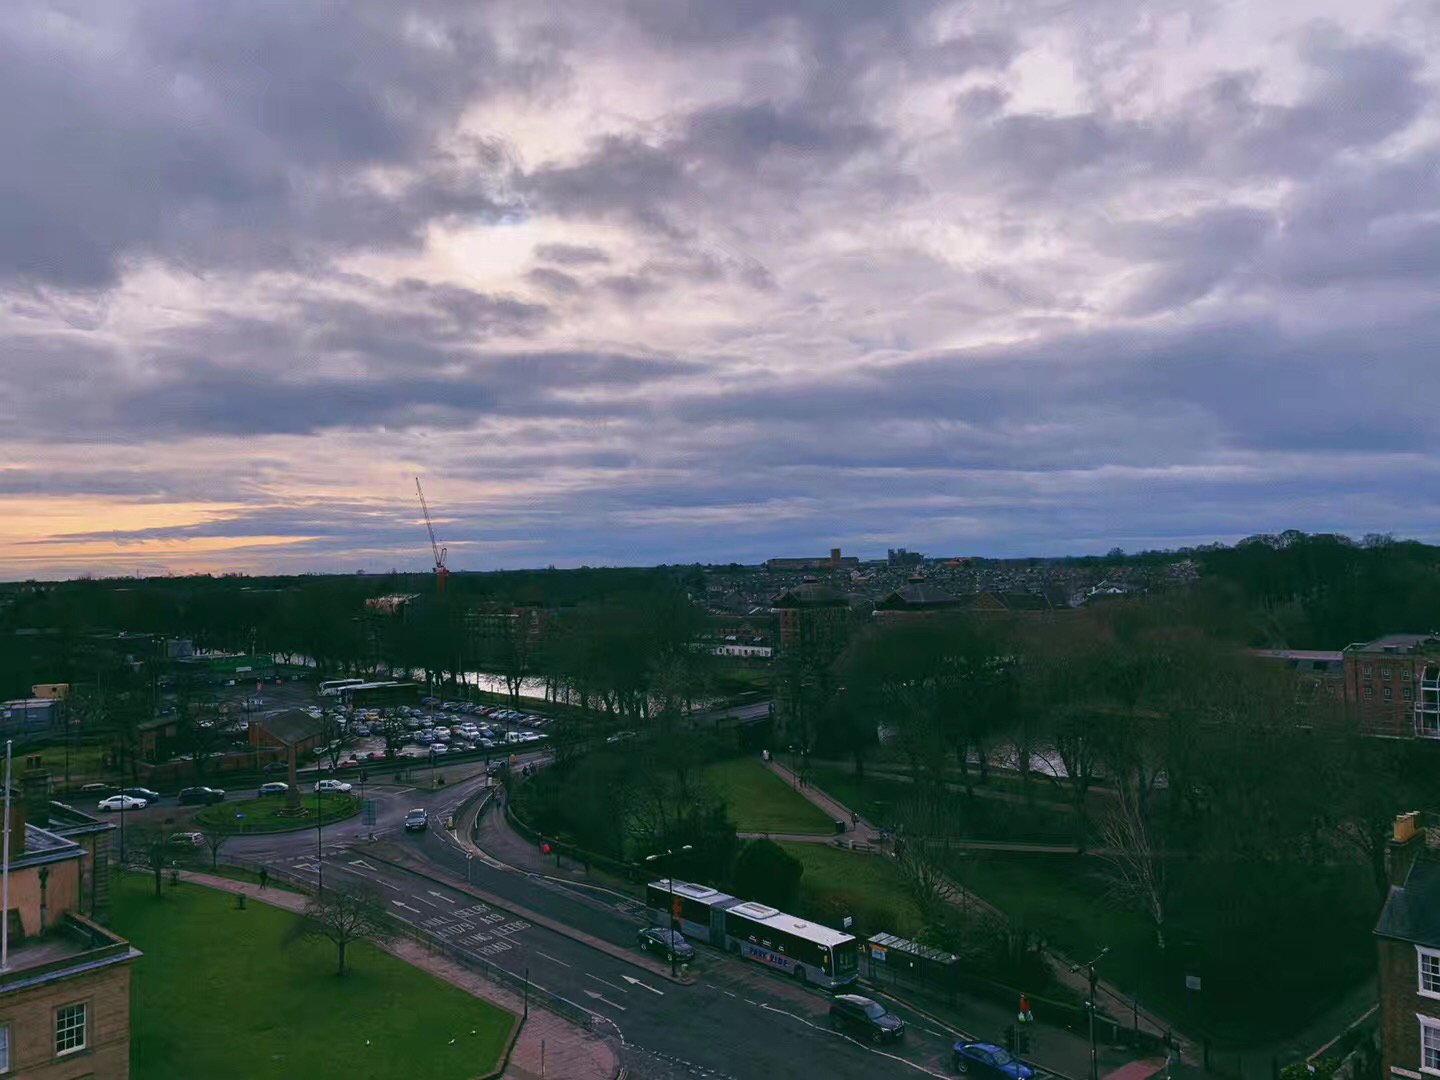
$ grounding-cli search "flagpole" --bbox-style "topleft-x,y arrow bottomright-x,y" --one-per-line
2,738 -> 13,973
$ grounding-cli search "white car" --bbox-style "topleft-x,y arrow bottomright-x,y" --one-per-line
98,795 -> 147,812
314,779 -> 353,794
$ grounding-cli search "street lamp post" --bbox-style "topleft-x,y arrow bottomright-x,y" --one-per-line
1072,947 -> 1109,1080
644,844 -> 694,978
316,779 -> 324,895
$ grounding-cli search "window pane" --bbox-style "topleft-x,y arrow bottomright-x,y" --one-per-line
1422,951 -> 1440,993
55,1002 -> 86,1054
1423,1023 -> 1440,1070
0,1024 -> 8,1071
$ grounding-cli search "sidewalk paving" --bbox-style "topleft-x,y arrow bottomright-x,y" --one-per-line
175,869 -> 619,1080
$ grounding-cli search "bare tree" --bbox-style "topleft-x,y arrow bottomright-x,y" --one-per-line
198,827 -> 232,871
285,888 -> 393,976
127,827 -> 178,898
1096,783 -> 1166,950
895,838 -> 961,930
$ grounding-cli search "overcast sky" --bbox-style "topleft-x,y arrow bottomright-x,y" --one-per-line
3,0 -> 1439,578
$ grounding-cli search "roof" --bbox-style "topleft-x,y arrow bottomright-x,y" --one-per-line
875,584 -> 963,610
1252,649 -> 1345,662
868,931 -> 959,964
12,823 -> 85,870
771,584 -> 848,608
256,708 -> 326,746
1377,858 -> 1440,946
1347,634 -> 1440,654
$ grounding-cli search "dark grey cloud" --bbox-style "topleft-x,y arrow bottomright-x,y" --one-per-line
526,267 -> 585,296
0,2 -> 534,288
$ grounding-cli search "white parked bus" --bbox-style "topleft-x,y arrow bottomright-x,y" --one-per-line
645,879 -> 858,988
319,679 -> 365,697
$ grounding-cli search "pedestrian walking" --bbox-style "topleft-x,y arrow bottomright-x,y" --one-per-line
258,866 -> 269,891
851,811 -> 859,830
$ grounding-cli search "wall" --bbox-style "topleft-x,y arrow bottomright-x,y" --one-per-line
5,859 -> 81,936
0,959 -> 132,1079
1379,937 -> 1428,1078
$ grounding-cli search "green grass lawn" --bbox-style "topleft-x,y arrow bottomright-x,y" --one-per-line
193,793 -> 360,832
809,766 -> 1080,845
702,757 -> 835,835
112,873 -> 515,1079
956,851 -> 1375,1048
778,841 -> 925,938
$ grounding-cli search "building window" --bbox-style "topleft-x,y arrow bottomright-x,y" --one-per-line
0,1023 -> 8,1074
55,1002 -> 86,1056
1365,686 -> 1374,699
1386,687 -> 1394,701
1364,664 -> 1374,679
1385,668 -> 1393,680
1406,687 -> 1415,700
1422,1015 -> 1440,1074
1405,668 -> 1413,681
1422,949 -> 1440,997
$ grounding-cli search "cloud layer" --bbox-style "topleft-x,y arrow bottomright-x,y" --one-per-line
4,0 -> 1440,576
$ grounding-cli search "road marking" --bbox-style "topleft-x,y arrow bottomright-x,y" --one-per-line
348,858 -> 377,870
374,879 -> 401,891
583,989 -> 627,1011
412,895 -> 438,908
535,951 -> 571,968
392,901 -> 422,914
585,973 -> 630,994
762,1003 -> 951,1078
926,1029 -> 946,1038
428,891 -> 456,904
621,975 -> 663,995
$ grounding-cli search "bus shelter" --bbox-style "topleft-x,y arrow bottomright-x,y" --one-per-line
865,932 -> 958,992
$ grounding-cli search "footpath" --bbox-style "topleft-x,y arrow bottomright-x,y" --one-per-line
759,760 -> 1186,1072
175,869 -> 618,1080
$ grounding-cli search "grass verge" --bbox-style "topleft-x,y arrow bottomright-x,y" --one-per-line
777,840 -> 924,939
193,793 -> 360,832
703,757 -> 835,835
113,872 -> 514,1079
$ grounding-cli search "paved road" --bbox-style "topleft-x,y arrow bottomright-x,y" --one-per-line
301,842 -> 959,1078
229,760 -> 963,1079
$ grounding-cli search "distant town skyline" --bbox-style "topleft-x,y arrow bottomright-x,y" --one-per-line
4,1 -> 1440,579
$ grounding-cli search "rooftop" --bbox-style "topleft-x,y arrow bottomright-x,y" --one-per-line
255,707 -> 327,746
0,913 -> 141,995
9,823 -> 85,870
1347,633 -> 1440,654
1376,857 -> 1440,947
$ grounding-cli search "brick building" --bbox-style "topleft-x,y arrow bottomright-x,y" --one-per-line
1376,811 -> 1440,1080
1343,635 -> 1440,737
1,783 -> 139,1078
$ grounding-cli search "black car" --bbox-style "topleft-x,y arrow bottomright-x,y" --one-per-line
828,995 -> 906,1043
404,808 -> 429,832
636,927 -> 696,962
263,761 -> 288,773
121,786 -> 161,803
178,786 -> 226,805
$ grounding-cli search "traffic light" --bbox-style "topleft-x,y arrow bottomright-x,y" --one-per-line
1016,1027 -> 1031,1054
1004,1026 -> 1016,1052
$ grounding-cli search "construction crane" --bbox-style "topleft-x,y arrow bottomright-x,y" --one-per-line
415,476 -> 449,593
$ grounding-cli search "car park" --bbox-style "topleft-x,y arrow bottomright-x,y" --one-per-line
315,779 -> 352,794
404,808 -> 428,831
636,927 -> 696,962
828,995 -> 906,1044
951,1042 -> 1033,1080
98,794 -> 146,811
258,782 -> 290,798
178,786 -> 225,805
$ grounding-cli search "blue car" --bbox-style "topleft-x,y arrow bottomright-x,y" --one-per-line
952,1042 -> 1034,1080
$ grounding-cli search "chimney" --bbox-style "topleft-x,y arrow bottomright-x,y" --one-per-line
1387,810 -> 1424,888
21,766 -> 50,829
6,789 -> 25,859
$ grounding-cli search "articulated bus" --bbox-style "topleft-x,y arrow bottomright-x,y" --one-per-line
646,879 -> 859,989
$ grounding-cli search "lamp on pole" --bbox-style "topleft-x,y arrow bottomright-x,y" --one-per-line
644,844 -> 694,978
1072,947 -> 1109,1080
316,778 -> 324,895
